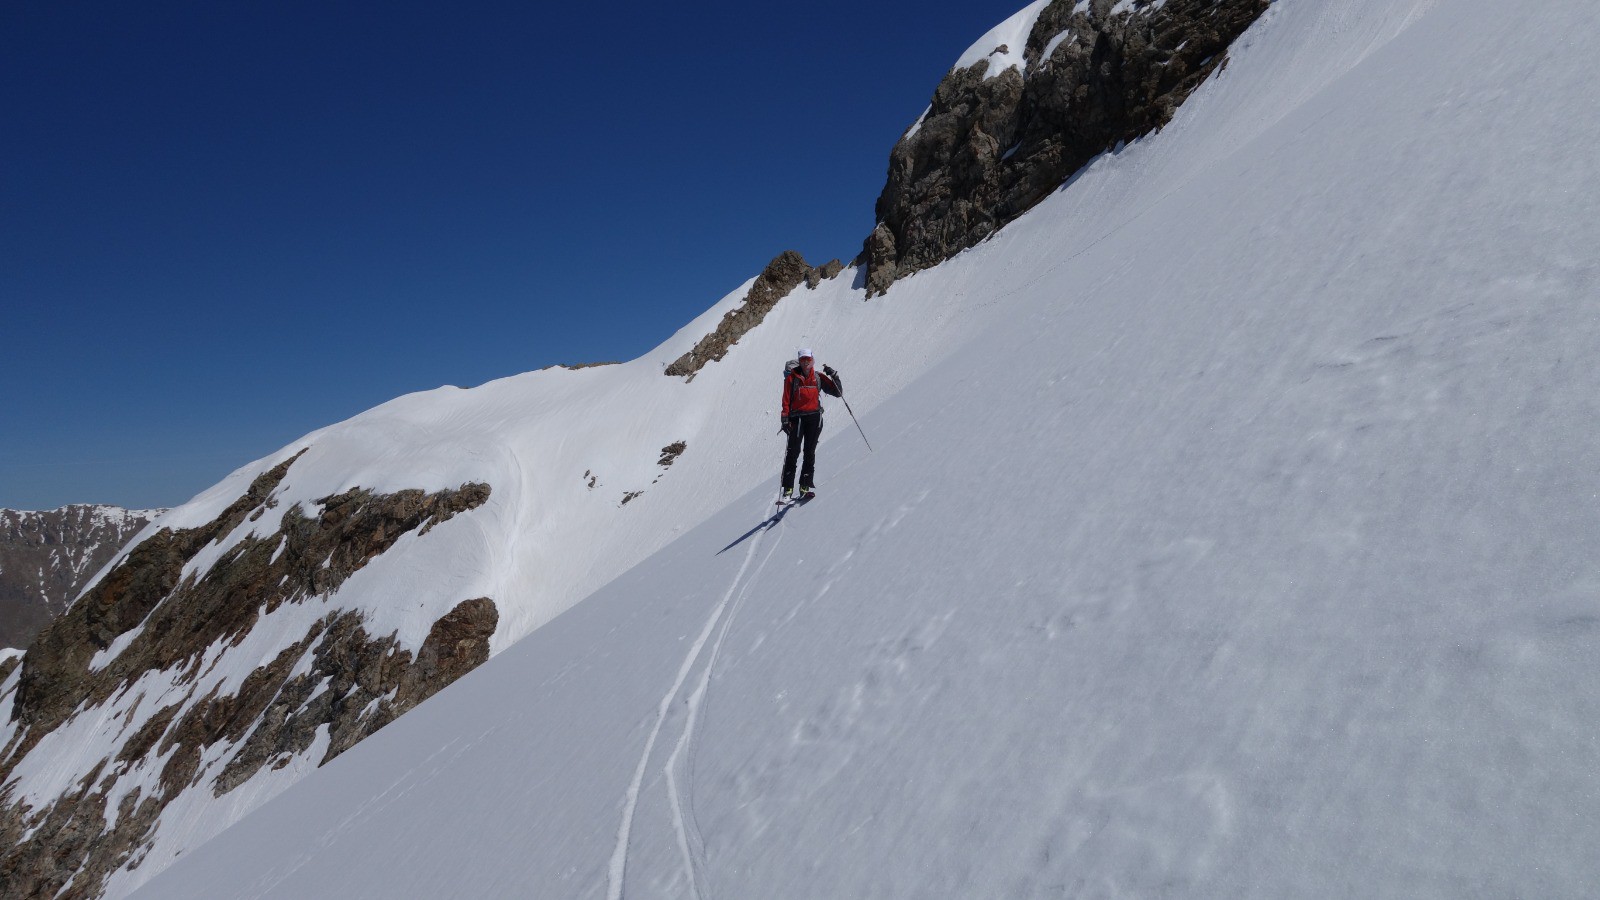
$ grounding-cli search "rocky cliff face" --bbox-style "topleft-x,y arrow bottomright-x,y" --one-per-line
863,0 -> 1270,296
0,453 -> 496,899
0,506 -> 163,652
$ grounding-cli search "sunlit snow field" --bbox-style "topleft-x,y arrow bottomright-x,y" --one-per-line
131,0 -> 1600,896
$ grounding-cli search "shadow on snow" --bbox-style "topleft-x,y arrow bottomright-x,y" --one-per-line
716,502 -> 796,555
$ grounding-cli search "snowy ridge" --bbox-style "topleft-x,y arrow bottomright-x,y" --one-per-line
133,0 -> 1600,896
0,165 -> 995,894
84,260 -> 976,659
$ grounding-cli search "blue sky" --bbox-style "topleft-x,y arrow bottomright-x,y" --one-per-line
3,0 -> 1023,510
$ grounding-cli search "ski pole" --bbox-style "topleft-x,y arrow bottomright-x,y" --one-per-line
840,396 -> 872,452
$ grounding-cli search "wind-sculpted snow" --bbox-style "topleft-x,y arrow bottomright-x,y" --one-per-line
133,0 -> 1600,896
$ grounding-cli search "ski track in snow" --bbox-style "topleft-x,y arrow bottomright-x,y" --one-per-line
666,513 -> 783,900
609,497 -> 783,900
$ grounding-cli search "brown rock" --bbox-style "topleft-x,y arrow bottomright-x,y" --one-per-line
865,223 -> 899,298
664,250 -> 814,379
864,0 -> 1270,295
804,258 -> 845,289
657,441 -> 688,468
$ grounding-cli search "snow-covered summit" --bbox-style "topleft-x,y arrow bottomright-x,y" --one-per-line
949,0 -> 1053,79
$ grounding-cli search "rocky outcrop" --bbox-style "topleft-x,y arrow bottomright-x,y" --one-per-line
863,223 -> 901,299
665,251 -> 845,380
212,596 -> 498,793
804,258 -> 845,289
0,505 -> 163,651
616,441 -> 691,508
0,451 -> 496,899
657,441 -> 688,468
864,0 -> 1270,295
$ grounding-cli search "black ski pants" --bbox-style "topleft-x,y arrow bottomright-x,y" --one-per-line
782,413 -> 823,491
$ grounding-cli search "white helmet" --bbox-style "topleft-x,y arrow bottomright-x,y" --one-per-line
797,347 -> 814,360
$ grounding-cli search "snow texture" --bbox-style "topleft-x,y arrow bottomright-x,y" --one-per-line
128,0 -> 1600,897
949,0 -> 1052,80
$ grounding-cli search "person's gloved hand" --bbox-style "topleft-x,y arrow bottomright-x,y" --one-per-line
781,417 -> 794,436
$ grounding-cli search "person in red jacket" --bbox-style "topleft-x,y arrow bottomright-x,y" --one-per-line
779,348 -> 842,499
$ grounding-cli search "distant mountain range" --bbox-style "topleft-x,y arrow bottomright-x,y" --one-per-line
0,506 -> 162,651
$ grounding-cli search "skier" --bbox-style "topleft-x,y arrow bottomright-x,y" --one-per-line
779,348 -> 842,501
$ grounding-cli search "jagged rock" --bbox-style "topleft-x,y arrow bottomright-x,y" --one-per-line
664,250 -> 814,380
214,596 -> 498,791
399,597 -> 497,707
864,223 -> 900,297
0,449 -> 496,900
864,0 -> 1270,295
804,258 -> 845,289
0,505 -> 162,651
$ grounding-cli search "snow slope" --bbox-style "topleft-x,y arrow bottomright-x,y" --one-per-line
0,229 -> 993,892
2,17 -> 1018,897
89,263 -> 973,655
135,0 -> 1600,896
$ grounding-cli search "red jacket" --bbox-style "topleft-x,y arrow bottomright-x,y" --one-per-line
781,363 -> 841,417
